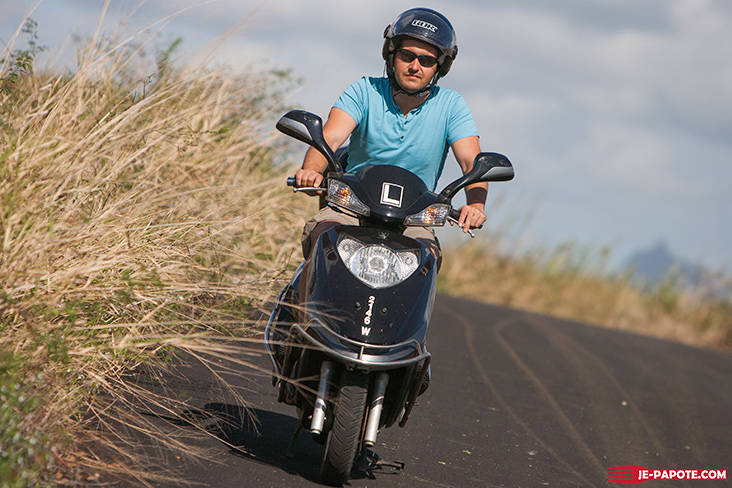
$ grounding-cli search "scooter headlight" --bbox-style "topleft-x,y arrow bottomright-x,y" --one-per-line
328,180 -> 370,216
404,204 -> 450,226
337,237 -> 420,289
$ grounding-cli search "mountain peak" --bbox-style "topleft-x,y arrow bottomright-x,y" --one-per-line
624,241 -> 695,286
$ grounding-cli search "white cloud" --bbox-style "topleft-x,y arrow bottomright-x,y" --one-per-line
568,122 -> 682,197
3,0 -> 731,268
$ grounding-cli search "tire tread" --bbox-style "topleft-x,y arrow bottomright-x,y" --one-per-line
320,370 -> 369,486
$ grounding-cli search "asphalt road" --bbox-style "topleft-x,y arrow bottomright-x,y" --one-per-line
148,294 -> 731,487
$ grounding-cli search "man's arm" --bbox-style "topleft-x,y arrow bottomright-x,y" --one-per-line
294,107 -> 357,191
451,136 -> 488,232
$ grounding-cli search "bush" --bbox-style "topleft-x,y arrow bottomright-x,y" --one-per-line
1,18 -> 313,485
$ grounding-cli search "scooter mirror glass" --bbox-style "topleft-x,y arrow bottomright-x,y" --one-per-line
276,110 -> 322,146
276,110 -> 343,174
437,152 -> 514,202
475,153 -> 514,183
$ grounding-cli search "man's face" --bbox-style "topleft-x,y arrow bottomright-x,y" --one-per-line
393,38 -> 440,93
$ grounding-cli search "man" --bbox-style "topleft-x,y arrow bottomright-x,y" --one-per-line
296,8 -> 488,263
269,10 -> 488,390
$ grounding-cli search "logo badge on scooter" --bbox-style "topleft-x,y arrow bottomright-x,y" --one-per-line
380,183 -> 404,208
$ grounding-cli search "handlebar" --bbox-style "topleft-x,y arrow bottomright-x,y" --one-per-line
448,207 -> 484,238
287,176 -> 326,193
287,176 -> 481,237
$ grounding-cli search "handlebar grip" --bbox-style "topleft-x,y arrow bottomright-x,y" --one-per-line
286,177 -> 296,187
450,207 -> 484,230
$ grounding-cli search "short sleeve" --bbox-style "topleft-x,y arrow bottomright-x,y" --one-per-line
447,93 -> 479,145
334,78 -> 369,126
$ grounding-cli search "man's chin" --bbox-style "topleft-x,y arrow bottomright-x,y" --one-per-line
398,79 -> 428,93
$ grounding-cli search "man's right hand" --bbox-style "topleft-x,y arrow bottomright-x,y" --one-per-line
294,107 -> 356,195
295,168 -> 325,195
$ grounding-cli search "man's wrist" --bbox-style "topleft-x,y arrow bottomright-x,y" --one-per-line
466,201 -> 486,210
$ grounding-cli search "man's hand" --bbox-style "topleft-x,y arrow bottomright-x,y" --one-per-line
293,107 -> 356,196
294,168 -> 325,195
451,202 -> 487,233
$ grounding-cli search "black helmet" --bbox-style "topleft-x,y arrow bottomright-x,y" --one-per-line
382,8 -> 458,79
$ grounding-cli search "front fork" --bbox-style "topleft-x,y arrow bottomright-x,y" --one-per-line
364,372 -> 389,447
310,361 -> 334,436
309,361 -> 390,447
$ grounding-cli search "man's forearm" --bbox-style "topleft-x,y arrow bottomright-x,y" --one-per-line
302,147 -> 330,173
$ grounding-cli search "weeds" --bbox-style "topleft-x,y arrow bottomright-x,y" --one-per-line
1,15 -> 312,486
0,351 -> 55,488
438,235 -> 732,350
0,18 -> 47,96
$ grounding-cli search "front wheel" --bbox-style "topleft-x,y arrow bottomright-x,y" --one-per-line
319,369 -> 369,486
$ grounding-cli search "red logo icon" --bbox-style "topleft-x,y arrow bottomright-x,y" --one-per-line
608,466 -> 727,483
608,465 -> 646,484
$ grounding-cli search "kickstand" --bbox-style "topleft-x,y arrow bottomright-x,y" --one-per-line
285,424 -> 302,460
357,448 -> 405,479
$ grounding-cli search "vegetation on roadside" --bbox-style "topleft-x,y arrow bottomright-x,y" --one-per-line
1,14 -> 730,487
1,19 -> 312,486
438,235 -> 732,350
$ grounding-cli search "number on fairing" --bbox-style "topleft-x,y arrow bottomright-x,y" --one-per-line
362,296 -> 376,336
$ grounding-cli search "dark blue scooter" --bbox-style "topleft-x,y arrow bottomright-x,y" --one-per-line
266,110 -> 514,486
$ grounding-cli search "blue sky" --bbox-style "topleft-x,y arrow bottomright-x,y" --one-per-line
3,0 -> 731,271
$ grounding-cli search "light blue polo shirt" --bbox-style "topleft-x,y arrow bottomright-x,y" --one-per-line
333,77 -> 479,191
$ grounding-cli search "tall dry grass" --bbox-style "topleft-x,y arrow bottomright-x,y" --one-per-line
1,22 -> 314,486
438,235 -> 732,350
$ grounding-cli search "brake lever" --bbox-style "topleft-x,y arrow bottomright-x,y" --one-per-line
292,187 -> 325,193
447,216 -> 475,238
286,177 -> 325,193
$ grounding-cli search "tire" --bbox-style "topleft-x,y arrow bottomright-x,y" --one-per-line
319,370 -> 369,486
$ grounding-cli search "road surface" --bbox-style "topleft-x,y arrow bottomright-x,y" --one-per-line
147,293 -> 731,487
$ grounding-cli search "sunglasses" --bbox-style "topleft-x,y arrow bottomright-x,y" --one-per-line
394,49 -> 439,68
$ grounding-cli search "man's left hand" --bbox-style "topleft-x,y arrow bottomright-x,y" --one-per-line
452,203 -> 487,233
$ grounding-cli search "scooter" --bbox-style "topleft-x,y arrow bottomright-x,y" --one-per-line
266,110 -> 514,486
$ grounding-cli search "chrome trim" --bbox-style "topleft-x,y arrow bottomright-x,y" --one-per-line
310,361 -> 334,436
364,372 -> 389,447
291,320 -> 430,370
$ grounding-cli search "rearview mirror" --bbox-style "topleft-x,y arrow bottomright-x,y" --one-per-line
438,152 -> 514,202
276,110 -> 344,174
474,152 -> 514,182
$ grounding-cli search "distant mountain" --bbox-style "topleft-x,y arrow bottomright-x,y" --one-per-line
623,242 -> 700,288
623,244 -> 730,299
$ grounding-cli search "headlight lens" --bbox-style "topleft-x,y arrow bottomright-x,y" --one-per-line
337,237 -> 420,289
328,180 -> 370,216
404,204 -> 450,226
